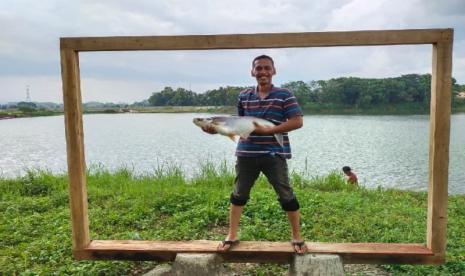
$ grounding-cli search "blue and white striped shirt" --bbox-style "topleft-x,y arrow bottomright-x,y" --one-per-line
236,85 -> 303,159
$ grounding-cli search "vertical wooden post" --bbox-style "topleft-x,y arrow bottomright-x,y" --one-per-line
60,48 -> 90,256
427,38 -> 453,258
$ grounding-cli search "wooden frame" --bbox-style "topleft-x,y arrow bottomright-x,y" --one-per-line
60,29 -> 453,264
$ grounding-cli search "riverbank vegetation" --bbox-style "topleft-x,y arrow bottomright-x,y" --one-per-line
144,73 -> 465,115
1,164 -> 464,275
2,74 -> 465,119
0,101 -> 62,119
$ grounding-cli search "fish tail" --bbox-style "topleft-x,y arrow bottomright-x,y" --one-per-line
274,134 -> 284,147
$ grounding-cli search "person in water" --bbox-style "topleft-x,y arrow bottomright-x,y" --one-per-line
342,166 -> 358,185
203,55 -> 307,254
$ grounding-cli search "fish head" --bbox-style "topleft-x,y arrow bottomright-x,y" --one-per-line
192,117 -> 214,128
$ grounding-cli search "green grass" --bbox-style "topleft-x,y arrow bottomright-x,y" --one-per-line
1,165 -> 464,275
301,102 -> 433,115
0,109 -> 63,119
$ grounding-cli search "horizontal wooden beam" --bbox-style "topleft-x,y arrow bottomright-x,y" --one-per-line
74,240 -> 440,264
60,29 -> 453,51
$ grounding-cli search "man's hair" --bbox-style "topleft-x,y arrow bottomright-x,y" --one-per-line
252,55 -> 274,67
342,166 -> 351,173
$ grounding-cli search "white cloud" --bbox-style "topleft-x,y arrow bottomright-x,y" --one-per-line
0,0 -> 464,102
326,0 -> 414,30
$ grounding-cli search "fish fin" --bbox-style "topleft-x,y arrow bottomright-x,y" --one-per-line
228,134 -> 237,143
240,133 -> 250,140
274,134 -> 284,147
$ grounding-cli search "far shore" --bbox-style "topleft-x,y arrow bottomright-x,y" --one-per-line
2,105 -> 465,119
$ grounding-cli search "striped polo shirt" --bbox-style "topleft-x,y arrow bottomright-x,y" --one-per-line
235,85 -> 303,159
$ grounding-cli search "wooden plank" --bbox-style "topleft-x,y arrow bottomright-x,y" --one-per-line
60,29 -> 453,51
427,39 -> 453,256
74,240 -> 438,264
60,49 -> 90,252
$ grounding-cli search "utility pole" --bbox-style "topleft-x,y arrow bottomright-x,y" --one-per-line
26,85 -> 31,102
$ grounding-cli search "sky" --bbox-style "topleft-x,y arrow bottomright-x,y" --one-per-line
1,0 -> 464,103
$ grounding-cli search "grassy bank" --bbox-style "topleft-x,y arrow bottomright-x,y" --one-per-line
302,102 -> 465,115
0,110 -> 62,119
1,164 -> 464,275
78,104 -> 465,115
302,102 -> 430,115
2,103 -> 465,119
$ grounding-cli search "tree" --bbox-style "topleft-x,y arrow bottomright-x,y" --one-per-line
202,86 -> 244,106
142,73 -> 461,109
148,87 -> 172,106
282,81 -> 311,104
168,88 -> 196,106
17,101 -> 37,113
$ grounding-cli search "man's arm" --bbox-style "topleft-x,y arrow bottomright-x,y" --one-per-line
253,115 -> 303,135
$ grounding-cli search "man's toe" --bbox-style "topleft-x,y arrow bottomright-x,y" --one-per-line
217,242 -> 230,251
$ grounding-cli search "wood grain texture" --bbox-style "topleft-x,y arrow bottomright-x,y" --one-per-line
60,49 -> 90,250
60,29 -> 453,51
427,38 -> 453,255
73,240 -> 440,264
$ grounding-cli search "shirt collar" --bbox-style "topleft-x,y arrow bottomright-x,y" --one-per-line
253,85 -> 275,96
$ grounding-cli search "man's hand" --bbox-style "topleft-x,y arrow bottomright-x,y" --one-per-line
202,126 -> 217,134
253,122 -> 273,135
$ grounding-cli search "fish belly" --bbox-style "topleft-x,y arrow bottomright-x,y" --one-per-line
231,120 -> 255,136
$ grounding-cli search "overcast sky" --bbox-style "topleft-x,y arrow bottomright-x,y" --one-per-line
1,0 -> 464,103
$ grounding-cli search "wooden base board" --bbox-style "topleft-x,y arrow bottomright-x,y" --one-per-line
73,240 -> 442,264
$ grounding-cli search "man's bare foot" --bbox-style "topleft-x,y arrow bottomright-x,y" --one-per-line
217,240 -> 239,252
291,240 -> 308,254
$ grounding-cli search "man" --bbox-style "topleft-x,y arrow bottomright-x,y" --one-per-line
204,55 -> 307,254
342,166 -> 358,185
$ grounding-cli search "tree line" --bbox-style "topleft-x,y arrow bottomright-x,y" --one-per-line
147,74 -> 465,109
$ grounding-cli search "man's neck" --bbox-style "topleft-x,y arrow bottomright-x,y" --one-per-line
257,84 -> 272,93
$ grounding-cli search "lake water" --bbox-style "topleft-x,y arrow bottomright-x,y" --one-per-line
0,113 -> 464,194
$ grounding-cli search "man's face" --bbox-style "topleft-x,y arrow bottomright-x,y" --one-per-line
251,58 -> 276,86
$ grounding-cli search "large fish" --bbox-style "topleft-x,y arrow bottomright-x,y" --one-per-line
193,116 -> 284,147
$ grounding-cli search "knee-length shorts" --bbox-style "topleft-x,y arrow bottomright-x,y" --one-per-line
230,155 -> 300,211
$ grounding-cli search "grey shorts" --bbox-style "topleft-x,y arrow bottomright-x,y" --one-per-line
231,155 -> 298,209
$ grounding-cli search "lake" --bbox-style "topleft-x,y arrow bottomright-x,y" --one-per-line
0,113 -> 463,194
